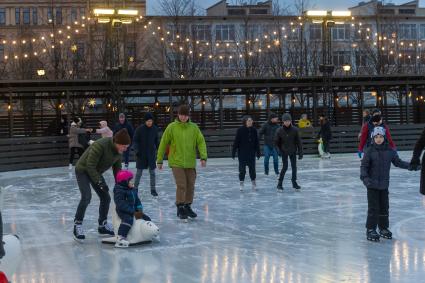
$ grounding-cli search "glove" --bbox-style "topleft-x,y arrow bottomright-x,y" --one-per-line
357,151 -> 363,159
134,210 -> 144,220
96,178 -> 109,192
298,154 -> 303,160
409,163 -> 422,171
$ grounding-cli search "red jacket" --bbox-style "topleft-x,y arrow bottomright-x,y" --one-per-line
358,122 -> 396,152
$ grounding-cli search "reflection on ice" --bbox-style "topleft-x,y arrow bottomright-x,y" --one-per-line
0,152 -> 424,282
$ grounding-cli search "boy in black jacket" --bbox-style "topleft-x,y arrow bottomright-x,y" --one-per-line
360,126 -> 411,242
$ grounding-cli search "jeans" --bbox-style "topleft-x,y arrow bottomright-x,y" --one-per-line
366,188 -> 389,230
278,153 -> 297,185
134,168 -> 156,190
239,159 -> 256,181
74,170 -> 111,225
263,145 -> 279,175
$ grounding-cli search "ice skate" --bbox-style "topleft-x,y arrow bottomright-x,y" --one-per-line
292,180 -> 301,190
379,228 -> 392,239
98,220 -> 114,236
239,181 -> 244,191
68,164 -> 73,170
366,229 -> 380,242
276,184 -> 283,192
114,236 -> 130,248
184,204 -> 197,219
177,205 -> 188,222
73,223 -> 85,243
151,189 -> 158,197
251,180 -> 257,190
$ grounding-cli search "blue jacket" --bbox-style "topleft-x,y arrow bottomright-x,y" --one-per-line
360,143 -> 409,190
114,184 -> 143,215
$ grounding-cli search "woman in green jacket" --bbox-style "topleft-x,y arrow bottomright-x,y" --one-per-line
157,105 -> 208,220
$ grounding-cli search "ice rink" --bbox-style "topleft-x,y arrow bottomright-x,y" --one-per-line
1,152 -> 425,283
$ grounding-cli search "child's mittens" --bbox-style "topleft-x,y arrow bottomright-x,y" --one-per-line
134,210 -> 144,220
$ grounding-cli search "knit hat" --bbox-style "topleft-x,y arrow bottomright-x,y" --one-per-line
71,121 -> 77,127
372,108 -> 381,115
282,113 -> 292,121
242,115 -> 252,125
178,105 -> 190,116
99,121 -> 108,128
144,112 -> 154,121
113,128 -> 131,145
371,126 -> 386,138
116,170 -> 134,184
269,112 -> 278,120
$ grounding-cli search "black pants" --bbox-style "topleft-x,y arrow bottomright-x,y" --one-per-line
278,153 -> 297,185
69,147 -> 84,165
322,138 -> 330,153
117,212 -> 133,238
74,171 -> 111,225
239,159 -> 256,181
366,188 -> 389,230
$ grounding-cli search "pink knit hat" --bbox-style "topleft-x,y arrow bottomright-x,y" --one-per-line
116,170 -> 134,184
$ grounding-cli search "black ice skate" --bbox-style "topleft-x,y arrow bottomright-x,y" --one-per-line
292,181 -> 301,190
184,204 -> 197,218
366,229 -> 380,242
151,189 -> 158,197
379,228 -> 392,239
277,184 -> 284,192
177,205 -> 188,221
98,220 -> 114,236
73,223 -> 85,243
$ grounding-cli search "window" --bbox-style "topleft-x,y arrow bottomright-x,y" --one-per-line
332,24 -> 350,41
288,27 -> 300,40
23,8 -> 30,25
380,24 -> 397,38
249,9 -> 268,15
215,25 -> 235,41
193,25 -> 211,41
399,9 -> 415,14
228,9 -> 245,15
71,8 -> 78,22
355,51 -> 368,67
379,9 -> 395,14
56,8 -> 62,24
15,8 -> 20,25
126,41 -> 136,59
420,24 -> 425,40
247,24 -> 261,39
399,24 -> 416,40
309,24 -> 321,40
354,24 -> 372,40
333,51 -> 350,66
47,7 -> 53,23
80,8 -> 86,18
76,42 -> 85,59
167,24 -> 188,41
32,8 -> 38,25
0,44 -> 4,60
0,8 -> 5,25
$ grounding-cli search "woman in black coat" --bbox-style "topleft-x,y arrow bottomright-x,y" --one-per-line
132,113 -> 159,196
410,127 -> 425,195
317,115 -> 332,156
232,115 -> 260,191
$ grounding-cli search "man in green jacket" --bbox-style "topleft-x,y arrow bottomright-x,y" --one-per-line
157,104 -> 208,220
73,128 -> 131,242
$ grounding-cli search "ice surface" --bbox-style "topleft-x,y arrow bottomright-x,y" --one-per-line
1,152 -> 425,283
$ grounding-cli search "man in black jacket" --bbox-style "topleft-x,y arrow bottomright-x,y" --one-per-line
259,113 -> 280,176
133,113 -> 160,196
274,113 -> 303,191
410,127 -> 425,195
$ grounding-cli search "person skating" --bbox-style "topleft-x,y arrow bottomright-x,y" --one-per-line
317,115 -> 332,158
73,128 -> 131,242
113,170 -> 151,248
410,127 -> 425,195
96,121 -> 113,138
298,114 -> 312,129
358,109 -> 396,158
68,119 -> 92,170
156,105 -> 207,221
360,126 -> 411,242
274,113 -> 303,191
114,113 -> 134,169
133,113 -> 160,197
259,113 -> 280,176
232,116 -> 260,191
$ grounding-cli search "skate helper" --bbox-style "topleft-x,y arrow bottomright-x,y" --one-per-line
274,113 -> 303,191
156,105 -> 208,221
259,112 -> 280,176
72,128 -> 131,242
410,127 -> 425,195
133,112 -> 160,197
113,113 -> 134,169
113,169 -> 151,248
360,126 -> 412,242
232,115 -> 261,191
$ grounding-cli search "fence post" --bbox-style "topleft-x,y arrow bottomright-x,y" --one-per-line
312,87 -> 318,126
266,88 -> 271,117
219,88 -> 223,129
168,88 -> 173,123
406,84 -> 410,124
8,95 -> 13,138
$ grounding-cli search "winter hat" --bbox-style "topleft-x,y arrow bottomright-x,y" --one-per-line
242,115 -> 252,125
282,113 -> 292,121
371,114 -> 382,123
113,128 -> 131,145
116,170 -> 134,185
119,113 -> 126,119
178,104 -> 190,116
99,121 -> 108,128
269,112 -> 278,120
144,112 -> 154,121
371,126 -> 386,138
71,121 -> 77,127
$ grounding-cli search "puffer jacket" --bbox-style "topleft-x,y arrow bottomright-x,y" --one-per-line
274,125 -> 303,156
114,183 -> 143,215
361,143 -> 409,190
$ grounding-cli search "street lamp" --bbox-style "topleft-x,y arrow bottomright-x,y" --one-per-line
37,69 -> 45,76
343,64 -> 351,74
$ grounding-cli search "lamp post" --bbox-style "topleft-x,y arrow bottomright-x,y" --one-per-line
342,63 -> 351,75
93,7 -> 139,116
305,10 -> 352,122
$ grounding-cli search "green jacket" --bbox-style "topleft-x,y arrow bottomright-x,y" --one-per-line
157,119 -> 207,168
76,137 -> 122,183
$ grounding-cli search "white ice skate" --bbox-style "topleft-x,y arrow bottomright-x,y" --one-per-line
68,164 -> 73,170
115,236 -> 130,248
251,180 -> 257,190
239,181 -> 244,191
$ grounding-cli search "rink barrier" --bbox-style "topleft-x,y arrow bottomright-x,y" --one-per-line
0,124 -> 423,172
